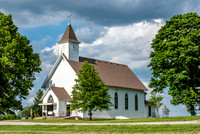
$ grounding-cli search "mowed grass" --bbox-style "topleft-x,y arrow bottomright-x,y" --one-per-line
0,124 -> 200,134
15,116 -> 200,123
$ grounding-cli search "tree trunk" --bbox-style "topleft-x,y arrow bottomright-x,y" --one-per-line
156,108 -> 159,118
88,111 -> 92,120
190,105 -> 195,116
89,113 -> 92,120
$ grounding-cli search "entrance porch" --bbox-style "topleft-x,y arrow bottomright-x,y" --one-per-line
39,103 -> 71,117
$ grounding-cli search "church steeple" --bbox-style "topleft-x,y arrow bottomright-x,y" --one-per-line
58,21 -> 80,62
58,24 -> 80,44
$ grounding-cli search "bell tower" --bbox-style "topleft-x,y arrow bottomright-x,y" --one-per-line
58,18 -> 80,62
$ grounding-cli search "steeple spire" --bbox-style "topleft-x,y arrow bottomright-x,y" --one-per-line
58,23 -> 80,44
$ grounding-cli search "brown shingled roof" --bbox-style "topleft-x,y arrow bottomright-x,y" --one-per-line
63,54 -> 147,91
51,87 -> 72,100
58,24 -> 80,44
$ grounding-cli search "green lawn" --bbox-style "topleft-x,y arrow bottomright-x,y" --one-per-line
15,116 -> 200,123
0,125 -> 199,134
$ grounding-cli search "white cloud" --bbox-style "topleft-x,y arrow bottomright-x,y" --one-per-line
31,36 -> 52,52
41,43 -> 59,56
80,20 -> 164,70
142,81 -> 153,100
153,19 -> 163,24
28,97 -> 35,103
76,26 -> 107,43
41,61 -> 54,74
29,88 -> 35,96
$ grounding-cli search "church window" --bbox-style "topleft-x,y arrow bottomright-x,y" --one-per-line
125,93 -> 128,110
48,95 -> 54,103
135,94 -> 138,111
114,92 -> 118,109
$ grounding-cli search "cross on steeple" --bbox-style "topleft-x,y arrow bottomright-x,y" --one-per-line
68,13 -> 72,25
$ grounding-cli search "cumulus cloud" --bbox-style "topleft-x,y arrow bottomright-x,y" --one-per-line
76,26 -> 107,44
41,43 -> 59,55
28,97 -> 35,103
142,81 -> 152,99
29,37 -> 59,91
30,36 -> 58,75
31,36 -> 52,52
80,19 -> 164,70
29,88 -> 35,96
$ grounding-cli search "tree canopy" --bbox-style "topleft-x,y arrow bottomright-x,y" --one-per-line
0,12 -> 41,115
148,12 -> 200,115
70,61 -> 112,120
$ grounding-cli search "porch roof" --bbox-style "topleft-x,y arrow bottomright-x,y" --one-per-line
51,87 -> 72,100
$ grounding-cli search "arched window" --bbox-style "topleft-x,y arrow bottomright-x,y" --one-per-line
125,93 -> 128,110
114,92 -> 118,109
48,95 -> 54,103
135,94 -> 138,111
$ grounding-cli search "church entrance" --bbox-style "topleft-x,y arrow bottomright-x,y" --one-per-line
148,106 -> 151,117
66,105 -> 70,116
47,105 -> 53,116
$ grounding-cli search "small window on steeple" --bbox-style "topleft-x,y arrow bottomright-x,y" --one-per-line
72,44 -> 75,49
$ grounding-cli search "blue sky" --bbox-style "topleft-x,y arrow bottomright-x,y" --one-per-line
1,0 -> 200,116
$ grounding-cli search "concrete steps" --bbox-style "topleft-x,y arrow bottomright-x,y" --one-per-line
34,116 -> 82,120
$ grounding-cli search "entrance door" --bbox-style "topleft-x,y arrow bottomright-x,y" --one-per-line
148,106 -> 151,117
47,105 -> 53,116
66,105 -> 70,116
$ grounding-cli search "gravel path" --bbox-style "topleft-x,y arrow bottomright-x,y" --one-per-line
0,120 -> 200,125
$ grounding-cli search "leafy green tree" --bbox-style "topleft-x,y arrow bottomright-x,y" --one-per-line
19,106 -> 32,119
70,61 -> 112,120
32,89 -> 43,116
0,12 -> 41,115
162,105 -> 170,117
148,12 -> 200,116
19,89 -> 43,119
148,92 -> 163,117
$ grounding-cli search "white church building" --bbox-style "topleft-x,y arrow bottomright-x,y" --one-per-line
40,23 -> 155,119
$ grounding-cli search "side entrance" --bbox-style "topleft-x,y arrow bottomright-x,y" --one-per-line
47,105 -> 53,116
66,104 -> 70,116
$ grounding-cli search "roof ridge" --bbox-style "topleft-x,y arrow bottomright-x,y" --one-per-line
79,56 -> 127,66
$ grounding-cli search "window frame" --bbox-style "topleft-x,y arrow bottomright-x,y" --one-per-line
48,95 -> 54,103
125,93 -> 128,110
114,92 -> 118,109
135,94 -> 138,111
